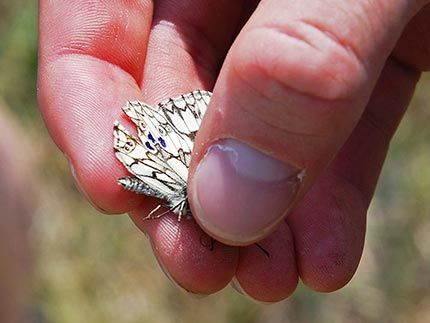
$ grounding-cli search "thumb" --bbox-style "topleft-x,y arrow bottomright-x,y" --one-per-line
188,0 -> 424,245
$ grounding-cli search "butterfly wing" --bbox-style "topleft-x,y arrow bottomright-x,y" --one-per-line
113,121 -> 185,199
121,90 -> 212,182
113,90 -> 212,216
159,90 -> 211,138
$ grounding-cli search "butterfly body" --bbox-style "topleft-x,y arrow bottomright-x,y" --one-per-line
113,90 -> 212,220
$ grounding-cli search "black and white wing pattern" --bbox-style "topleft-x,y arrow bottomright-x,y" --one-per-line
113,90 -> 212,219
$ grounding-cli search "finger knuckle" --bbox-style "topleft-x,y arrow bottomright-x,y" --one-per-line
233,20 -> 368,103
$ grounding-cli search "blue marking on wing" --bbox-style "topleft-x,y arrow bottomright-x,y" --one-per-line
145,141 -> 154,150
158,137 -> 167,148
148,132 -> 156,143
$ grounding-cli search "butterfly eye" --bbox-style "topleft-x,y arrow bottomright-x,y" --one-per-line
123,139 -> 135,152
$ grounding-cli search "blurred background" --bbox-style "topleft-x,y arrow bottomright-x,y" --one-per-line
0,1 -> 429,322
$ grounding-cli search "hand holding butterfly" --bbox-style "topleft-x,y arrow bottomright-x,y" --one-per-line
38,0 -> 430,302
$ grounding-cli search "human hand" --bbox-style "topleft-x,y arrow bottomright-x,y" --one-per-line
38,0 -> 430,302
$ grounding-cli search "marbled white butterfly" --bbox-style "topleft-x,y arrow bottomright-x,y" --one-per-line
113,90 -> 211,221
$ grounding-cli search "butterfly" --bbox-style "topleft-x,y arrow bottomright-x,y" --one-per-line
113,90 -> 212,221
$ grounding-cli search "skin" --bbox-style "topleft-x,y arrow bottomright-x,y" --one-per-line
38,0 -> 430,302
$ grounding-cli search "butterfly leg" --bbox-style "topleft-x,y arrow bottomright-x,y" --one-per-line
143,204 -> 163,220
143,199 -> 185,221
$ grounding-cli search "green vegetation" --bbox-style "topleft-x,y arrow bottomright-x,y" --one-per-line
1,1 -> 429,322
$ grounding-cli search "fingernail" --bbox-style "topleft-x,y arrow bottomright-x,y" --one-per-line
192,139 -> 303,245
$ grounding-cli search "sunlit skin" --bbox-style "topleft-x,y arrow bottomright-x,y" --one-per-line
38,0 -> 430,302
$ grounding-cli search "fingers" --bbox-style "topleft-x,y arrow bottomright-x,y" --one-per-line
233,221 -> 298,302
288,6 -> 430,292
229,53 -> 420,300
38,0 -> 153,213
140,0 -> 247,99
129,207 -> 238,294
288,57 -> 420,292
188,0 -> 425,245
129,1 -> 249,294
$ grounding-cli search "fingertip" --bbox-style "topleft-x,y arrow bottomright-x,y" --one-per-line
129,209 -> 239,295
68,154 -> 144,214
287,173 -> 366,292
233,221 -> 299,302
38,53 -> 150,214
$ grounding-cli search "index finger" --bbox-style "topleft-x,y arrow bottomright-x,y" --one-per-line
38,0 -> 153,212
